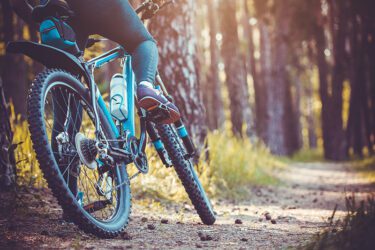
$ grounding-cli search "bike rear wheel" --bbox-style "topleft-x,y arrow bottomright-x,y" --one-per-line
27,69 -> 131,238
156,124 -> 216,225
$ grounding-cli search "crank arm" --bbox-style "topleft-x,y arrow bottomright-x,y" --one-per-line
138,115 -> 148,155
108,146 -> 133,164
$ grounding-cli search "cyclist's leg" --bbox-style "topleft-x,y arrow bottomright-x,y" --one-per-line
67,0 -> 157,83
67,0 -> 180,123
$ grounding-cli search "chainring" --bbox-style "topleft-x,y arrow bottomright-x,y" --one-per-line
127,137 -> 148,174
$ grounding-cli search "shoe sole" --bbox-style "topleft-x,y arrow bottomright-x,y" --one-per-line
138,97 -> 180,124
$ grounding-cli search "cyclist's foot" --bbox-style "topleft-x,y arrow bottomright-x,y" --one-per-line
137,82 -> 180,124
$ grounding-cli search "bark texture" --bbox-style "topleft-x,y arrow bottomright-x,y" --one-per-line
313,3 -> 332,158
148,0 -> 208,151
313,0 -> 348,160
305,78 -> 318,149
257,20 -> 271,143
206,0 -> 224,130
267,0 -> 291,155
243,0 -> 262,140
327,0 -> 348,160
346,0 -> 374,156
218,0 -> 255,138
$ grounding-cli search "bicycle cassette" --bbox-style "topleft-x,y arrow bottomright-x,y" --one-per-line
75,133 -> 98,170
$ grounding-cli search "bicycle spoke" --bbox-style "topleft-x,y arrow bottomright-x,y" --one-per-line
61,154 -> 78,177
43,83 -> 121,222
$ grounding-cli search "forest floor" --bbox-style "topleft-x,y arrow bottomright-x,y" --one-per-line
1,161 -> 374,249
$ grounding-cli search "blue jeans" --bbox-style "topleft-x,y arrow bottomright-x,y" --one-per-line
66,0 -> 158,83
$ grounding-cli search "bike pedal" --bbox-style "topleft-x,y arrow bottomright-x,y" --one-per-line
146,104 -> 172,123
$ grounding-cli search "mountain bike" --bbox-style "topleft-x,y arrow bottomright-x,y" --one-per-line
6,0 -> 215,238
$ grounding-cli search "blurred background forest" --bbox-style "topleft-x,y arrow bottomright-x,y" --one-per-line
1,2 -> 375,248
0,0 -> 375,189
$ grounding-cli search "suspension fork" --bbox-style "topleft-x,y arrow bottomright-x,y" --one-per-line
174,119 -> 196,158
155,72 -> 196,159
146,122 -> 172,167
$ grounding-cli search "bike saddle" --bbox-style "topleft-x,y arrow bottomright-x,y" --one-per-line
32,0 -> 74,23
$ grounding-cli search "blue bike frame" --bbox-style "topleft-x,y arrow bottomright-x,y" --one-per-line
7,39 -> 195,162
85,45 -> 195,163
87,47 -> 135,139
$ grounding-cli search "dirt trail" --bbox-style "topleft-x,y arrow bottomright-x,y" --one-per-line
1,162 -> 374,249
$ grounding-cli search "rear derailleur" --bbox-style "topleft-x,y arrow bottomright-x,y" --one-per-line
74,132 -> 148,176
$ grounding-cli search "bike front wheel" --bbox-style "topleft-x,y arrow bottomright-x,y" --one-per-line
27,69 -> 131,238
156,124 -> 216,225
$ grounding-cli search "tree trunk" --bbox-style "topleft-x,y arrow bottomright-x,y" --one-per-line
2,0 -> 28,117
205,0 -> 224,130
370,20 -> 375,154
288,48 -> 305,152
347,2 -> 364,157
327,0 -> 348,160
305,76 -> 318,149
218,0 -> 255,138
313,0 -> 348,160
0,77 -> 16,189
369,20 -> 375,154
364,1 -> 375,154
313,7 -> 332,159
291,73 -> 304,150
257,20 -> 271,143
346,0 -> 374,156
243,0 -> 262,139
148,0 -> 208,151
266,0 -> 295,155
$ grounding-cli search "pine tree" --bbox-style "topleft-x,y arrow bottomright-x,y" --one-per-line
218,0 -> 255,138
206,0 -> 224,130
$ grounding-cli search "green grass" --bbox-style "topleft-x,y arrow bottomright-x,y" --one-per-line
200,131 -> 282,199
291,148 -> 325,163
11,102 -> 282,201
10,110 -> 45,188
97,130 -> 282,202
